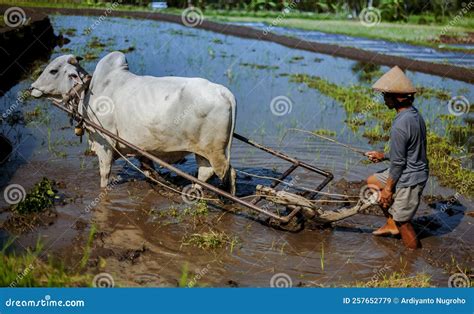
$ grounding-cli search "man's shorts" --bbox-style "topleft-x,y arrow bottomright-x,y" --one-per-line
373,168 -> 425,222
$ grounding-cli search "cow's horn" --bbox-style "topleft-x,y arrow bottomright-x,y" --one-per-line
68,56 -> 82,65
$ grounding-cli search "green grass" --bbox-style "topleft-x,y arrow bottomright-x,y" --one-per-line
1,239 -> 90,287
313,129 -> 336,137
354,272 -> 432,287
79,224 -> 97,269
182,230 -> 238,251
240,62 -> 279,70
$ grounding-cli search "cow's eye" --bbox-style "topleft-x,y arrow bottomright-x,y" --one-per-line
49,69 -> 58,75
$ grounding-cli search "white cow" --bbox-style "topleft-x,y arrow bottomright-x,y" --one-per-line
30,52 -> 237,194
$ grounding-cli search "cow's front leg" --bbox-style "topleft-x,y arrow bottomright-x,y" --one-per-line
95,145 -> 114,188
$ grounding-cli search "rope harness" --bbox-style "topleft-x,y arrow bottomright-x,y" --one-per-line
63,74 -> 92,142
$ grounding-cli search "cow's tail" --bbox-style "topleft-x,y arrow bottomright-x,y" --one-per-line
223,89 -> 237,195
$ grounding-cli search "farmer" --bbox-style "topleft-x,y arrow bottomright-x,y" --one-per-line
365,66 -> 429,249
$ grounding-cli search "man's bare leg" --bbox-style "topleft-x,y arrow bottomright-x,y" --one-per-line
367,174 -> 400,236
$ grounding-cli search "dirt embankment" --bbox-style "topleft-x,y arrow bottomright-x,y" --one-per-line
439,32 -> 474,44
3,5 -> 473,84
0,7 -> 59,95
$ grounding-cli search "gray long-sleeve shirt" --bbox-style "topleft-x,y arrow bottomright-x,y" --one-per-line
386,106 -> 429,188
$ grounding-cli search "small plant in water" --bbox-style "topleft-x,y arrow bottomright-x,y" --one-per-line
12,178 -> 56,214
183,230 -> 238,251
313,129 -> 336,137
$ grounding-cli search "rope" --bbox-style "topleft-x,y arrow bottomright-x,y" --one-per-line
282,128 -> 367,155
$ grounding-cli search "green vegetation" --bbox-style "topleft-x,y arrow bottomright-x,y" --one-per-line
0,239 -> 90,287
290,73 -> 377,115
240,62 -> 279,70
178,263 -> 190,287
79,225 -> 97,269
417,86 -> 451,101
87,36 -> 108,50
289,56 -> 305,63
354,271 -> 432,287
313,129 -> 336,137
183,230 -> 238,251
60,27 -> 77,36
83,52 -> 99,60
118,46 -> 136,53
351,62 -> 382,83
427,133 -> 474,196
363,125 -> 390,143
290,73 -> 474,196
12,178 -> 56,214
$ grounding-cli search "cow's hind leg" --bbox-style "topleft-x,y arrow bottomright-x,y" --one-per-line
223,166 -> 236,196
206,152 -> 236,196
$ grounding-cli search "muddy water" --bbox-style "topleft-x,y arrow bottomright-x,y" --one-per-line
0,15 -> 472,287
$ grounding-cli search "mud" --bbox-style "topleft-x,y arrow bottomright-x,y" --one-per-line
439,32 -> 474,44
3,5 -> 472,84
2,208 -> 57,234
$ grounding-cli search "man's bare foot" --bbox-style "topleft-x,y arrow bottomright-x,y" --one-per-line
372,217 -> 400,236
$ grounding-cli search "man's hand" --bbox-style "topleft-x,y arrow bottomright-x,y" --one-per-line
379,188 -> 393,209
365,151 -> 385,163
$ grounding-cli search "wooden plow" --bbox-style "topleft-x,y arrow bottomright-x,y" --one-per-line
50,99 -> 372,229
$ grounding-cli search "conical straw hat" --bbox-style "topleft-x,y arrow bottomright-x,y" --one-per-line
372,66 -> 416,94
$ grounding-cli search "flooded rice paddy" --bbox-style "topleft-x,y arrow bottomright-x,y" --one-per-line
0,15 -> 472,287
231,21 -> 474,68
